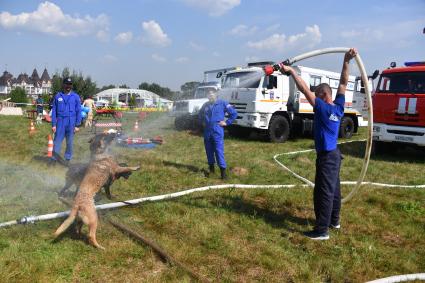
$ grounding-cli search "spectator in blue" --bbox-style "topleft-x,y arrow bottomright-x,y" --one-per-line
280,48 -> 358,240
50,77 -> 82,165
35,95 -> 44,118
199,90 -> 237,179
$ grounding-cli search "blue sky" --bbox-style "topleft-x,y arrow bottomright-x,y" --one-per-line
0,0 -> 424,91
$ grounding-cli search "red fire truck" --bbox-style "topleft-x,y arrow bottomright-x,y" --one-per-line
373,61 -> 425,153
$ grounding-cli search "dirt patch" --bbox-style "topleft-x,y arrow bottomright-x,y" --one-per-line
231,167 -> 249,176
381,231 -> 404,246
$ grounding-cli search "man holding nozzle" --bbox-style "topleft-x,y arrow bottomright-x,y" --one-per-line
199,89 -> 238,179
277,48 -> 358,240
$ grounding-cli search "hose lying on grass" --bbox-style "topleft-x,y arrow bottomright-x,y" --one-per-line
365,273 -> 425,283
1,157 -> 424,229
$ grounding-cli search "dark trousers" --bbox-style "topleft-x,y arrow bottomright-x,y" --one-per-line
314,149 -> 342,233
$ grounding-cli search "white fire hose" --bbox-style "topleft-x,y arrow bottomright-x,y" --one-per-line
0,48 -> 423,282
285,47 -> 373,203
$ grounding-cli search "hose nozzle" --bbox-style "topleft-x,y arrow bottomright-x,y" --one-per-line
263,59 -> 291,76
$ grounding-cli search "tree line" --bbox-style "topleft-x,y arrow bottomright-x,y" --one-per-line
9,68 -> 201,104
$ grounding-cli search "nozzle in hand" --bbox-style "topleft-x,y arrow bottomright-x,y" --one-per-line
263,60 -> 291,76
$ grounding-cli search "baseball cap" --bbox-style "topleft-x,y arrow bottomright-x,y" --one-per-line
63,77 -> 73,85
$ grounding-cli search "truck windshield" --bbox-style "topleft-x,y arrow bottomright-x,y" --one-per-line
194,87 -> 217,99
222,71 -> 262,89
376,72 -> 425,94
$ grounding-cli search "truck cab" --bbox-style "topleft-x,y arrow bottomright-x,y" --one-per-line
171,82 -> 220,130
372,61 -> 425,152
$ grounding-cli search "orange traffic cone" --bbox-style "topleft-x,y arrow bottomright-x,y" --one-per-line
29,120 -> 36,135
47,134 -> 54,157
133,120 -> 139,131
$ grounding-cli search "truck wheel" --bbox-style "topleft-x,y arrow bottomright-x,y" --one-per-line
228,126 -> 251,138
175,116 -> 188,130
339,116 -> 354,139
268,115 -> 290,143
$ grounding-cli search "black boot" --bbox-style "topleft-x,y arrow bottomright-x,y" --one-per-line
220,167 -> 227,180
209,164 -> 215,173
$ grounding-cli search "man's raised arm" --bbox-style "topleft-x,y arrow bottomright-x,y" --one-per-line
280,66 -> 316,107
337,48 -> 357,95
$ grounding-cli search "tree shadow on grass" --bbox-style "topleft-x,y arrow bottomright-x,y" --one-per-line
181,194 -> 313,234
338,140 -> 425,163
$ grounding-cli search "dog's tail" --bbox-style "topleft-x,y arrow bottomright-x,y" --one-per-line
54,207 -> 78,237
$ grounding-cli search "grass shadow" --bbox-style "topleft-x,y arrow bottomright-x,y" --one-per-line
339,140 -> 425,163
162,160 -> 207,175
182,194 -> 312,234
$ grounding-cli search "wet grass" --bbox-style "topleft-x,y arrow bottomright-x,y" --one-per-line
0,113 -> 424,282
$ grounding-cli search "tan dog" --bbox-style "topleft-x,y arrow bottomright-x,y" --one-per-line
54,133 -> 140,249
58,132 -> 129,199
58,162 -> 133,199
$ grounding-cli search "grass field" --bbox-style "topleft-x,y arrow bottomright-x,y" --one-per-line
0,112 -> 424,282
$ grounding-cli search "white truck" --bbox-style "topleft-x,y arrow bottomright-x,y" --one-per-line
171,67 -> 236,130
172,81 -> 220,130
218,64 -> 366,142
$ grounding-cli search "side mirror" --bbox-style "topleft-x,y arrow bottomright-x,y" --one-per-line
216,72 -> 222,78
371,70 -> 379,80
390,62 -> 396,68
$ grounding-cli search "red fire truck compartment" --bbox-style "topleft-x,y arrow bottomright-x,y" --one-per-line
373,63 -> 425,147
373,65 -> 425,127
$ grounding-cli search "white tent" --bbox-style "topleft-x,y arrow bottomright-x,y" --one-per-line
95,88 -> 172,108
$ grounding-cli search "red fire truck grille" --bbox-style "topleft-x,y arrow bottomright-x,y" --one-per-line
387,129 -> 424,136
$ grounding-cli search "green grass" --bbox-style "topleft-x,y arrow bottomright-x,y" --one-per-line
0,113 -> 424,282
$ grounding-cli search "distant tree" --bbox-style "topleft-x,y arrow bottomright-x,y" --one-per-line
138,82 -> 176,101
99,84 -> 116,91
118,84 -> 130,89
180,81 -> 200,99
128,95 -> 136,108
9,87 -> 28,104
50,68 -> 97,100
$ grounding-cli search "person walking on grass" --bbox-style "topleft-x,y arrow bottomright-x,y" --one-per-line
279,48 -> 358,240
50,77 -> 82,166
35,95 -> 44,122
199,89 -> 237,179
83,95 -> 95,128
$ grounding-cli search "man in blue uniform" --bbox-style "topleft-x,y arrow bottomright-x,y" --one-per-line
199,90 -> 238,179
50,77 -> 82,165
280,48 -> 357,240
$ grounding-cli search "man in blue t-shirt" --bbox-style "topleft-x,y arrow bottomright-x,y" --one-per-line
279,48 -> 357,240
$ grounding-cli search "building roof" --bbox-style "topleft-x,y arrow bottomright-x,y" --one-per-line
0,68 -> 52,88
16,73 -> 30,84
0,71 -> 13,86
31,68 -> 40,82
40,68 -> 50,81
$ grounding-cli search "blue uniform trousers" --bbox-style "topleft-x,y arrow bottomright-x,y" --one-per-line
204,127 -> 226,169
313,148 -> 342,233
53,116 -> 76,160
